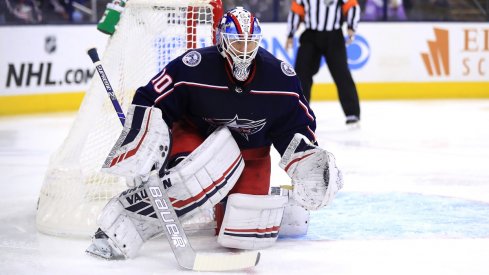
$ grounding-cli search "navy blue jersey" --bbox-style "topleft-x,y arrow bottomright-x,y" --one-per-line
132,46 -> 317,156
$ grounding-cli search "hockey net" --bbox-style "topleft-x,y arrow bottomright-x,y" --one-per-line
36,0 -> 223,237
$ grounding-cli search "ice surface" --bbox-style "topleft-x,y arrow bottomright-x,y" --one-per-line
1,100 -> 489,274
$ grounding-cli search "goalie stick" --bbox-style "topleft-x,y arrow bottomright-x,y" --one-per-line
86,48 -> 260,271
87,48 -> 126,125
145,172 -> 260,271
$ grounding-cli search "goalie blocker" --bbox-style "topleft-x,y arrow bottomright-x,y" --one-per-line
102,105 -> 170,183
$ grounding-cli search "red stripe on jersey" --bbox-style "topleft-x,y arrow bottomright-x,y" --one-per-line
249,90 -> 315,122
176,81 -> 228,91
154,87 -> 175,103
307,126 -> 317,143
298,100 -> 315,121
155,81 -> 228,103
249,90 -> 299,98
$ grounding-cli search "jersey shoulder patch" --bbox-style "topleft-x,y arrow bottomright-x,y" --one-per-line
182,51 -> 202,67
280,61 -> 296,76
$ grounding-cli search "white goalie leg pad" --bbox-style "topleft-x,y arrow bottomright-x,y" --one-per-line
163,126 -> 244,220
87,127 -> 244,260
89,191 -> 164,259
279,133 -> 344,210
102,104 -> 170,182
217,194 -> 288,250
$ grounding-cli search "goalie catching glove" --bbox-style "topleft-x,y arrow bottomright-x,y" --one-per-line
279,133 -> 343,210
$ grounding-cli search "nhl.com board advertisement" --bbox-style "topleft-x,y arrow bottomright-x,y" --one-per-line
0,26 -> 108,96
0,23 -> 488,114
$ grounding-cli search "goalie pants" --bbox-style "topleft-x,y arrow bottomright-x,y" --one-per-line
170,121 -> 271,196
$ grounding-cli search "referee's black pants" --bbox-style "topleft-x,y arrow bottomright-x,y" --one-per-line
295,29 -> 360,119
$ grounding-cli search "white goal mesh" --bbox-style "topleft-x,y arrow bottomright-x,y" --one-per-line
36,0 -> 222,237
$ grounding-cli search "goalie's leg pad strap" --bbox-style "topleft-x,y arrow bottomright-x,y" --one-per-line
217,193 -> 288,250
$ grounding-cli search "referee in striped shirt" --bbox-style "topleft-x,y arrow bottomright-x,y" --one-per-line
286,0 -> 361,125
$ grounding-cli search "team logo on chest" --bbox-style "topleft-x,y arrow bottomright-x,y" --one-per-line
204,115 -> 267,141
281,62 -> 296,76
182,51 -> 201,67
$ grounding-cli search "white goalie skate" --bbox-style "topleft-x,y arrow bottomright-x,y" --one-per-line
86,228 -> 126,260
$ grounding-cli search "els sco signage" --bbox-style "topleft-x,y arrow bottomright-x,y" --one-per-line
421,27 -> 488,78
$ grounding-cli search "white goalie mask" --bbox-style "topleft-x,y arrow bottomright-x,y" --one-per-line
216,7 -> 263,82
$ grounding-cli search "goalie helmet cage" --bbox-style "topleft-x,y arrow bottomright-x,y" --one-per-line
36,0 -> 223,237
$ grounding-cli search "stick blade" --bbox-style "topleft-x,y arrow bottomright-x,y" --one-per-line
192,251 -> 260,271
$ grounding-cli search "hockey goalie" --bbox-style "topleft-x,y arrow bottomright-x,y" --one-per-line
86,7 -> 343,260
